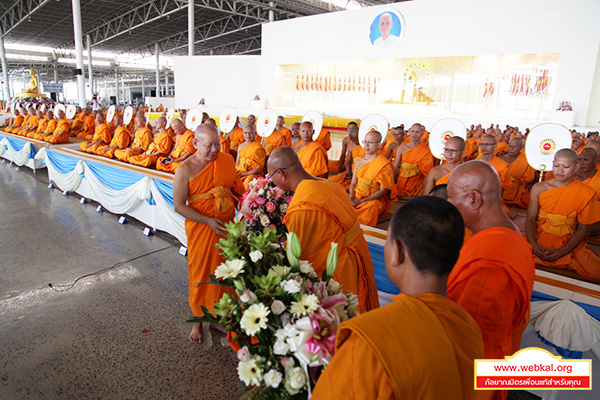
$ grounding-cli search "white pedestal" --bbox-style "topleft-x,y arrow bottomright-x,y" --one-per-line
251,99 -> 265,110
552,110 -> 575,129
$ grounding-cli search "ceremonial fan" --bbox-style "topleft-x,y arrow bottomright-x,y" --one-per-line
106,105 -> 115,123
123,106 -> 134,125
525,123 -> 572,180
429,118 -> 467,160
54,103 -> 66,116
358,114 -> 389,145
166,108 -> 175,129
219,107 -> 238,134
186,108 -> 203,131
256,109 -> 278,138
65,105 -> 76,119
301,110 -> 324,141
40,104 -> 46,113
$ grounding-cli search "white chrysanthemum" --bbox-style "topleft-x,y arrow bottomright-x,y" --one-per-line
214,259 -> 246,279
271,265 -> 291,277
249,250 -> 263,263
281,279 -> 301,294
260,215 -> 270,226
240,303 -> 271,336
264,369 -> 283,388
273,339 -> 289,355
238,357 -> 263,386
285,367 -> 307,394
290,294 -> 319,317
299,260 -> 315,275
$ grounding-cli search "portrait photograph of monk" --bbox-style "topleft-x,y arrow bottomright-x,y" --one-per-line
369,10 -> 403,51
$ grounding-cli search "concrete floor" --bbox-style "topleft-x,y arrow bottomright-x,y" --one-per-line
0,161 -> 240,399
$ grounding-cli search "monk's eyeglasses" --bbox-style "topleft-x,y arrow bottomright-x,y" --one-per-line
267,167 -> 286,179
479,143 -> 495,146
444,148 -> 463,153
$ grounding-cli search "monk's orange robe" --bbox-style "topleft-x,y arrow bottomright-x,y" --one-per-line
80,123 -> 112,153
129,131 -> 173,167
436,171 -> 450,186
464,138 -> 478,160
45,119 -> 71,144
285,179 -> 379,312
280,126 -> 292,146
312,293 -> 484,400
28,117 -> 48,138
6,114 -> 24,133
396,144 -> 434,197
236,141 -> 266,189
378,134 -> 395,157
228,127 -> 243,151
78,114 -> 96,140
17,115 -> 39,136
156,129 -> 195,173
96,127 -> 130,159
495,140 -> 509,156
219,134 -> 230,155
263,130 -> 286,156
329,145 -> 365,191
69,118 -> 84,137
582,171 -> 600,195
488,156 -> 511,192
34,119 -> 57,141
534,180 -> 600,282
354,155 -> 396,227
448,227 -> 534,400
186,152 -> 245,316
503,153 -> 536,209
315,128 -> 332,151
115,127 -> 153,162
297,141 -> 328,178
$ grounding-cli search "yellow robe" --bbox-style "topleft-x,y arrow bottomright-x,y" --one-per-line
297,141 -> 329,178
80,123 -> 112,153
115,127 -> 153,162
315,128 -> 332,151
503,153 -> 536,209
354,155 -> 396,227
396,144 -> 434,197
156,129 -> 195,173
329,145 -> 366,191
263,130 -> 286,156
129,131 -> 173,167
45,119 -> 71,144
236,141 -> 266,189
27,117 -> 48,138
95,127 -> 131,159
228,127 -> 244,152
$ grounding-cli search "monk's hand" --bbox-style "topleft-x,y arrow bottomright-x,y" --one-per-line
206,218 -> 227,236
351,198 -> 362,207
531,242 -> 546,259
345,172 -> 352,179
542,248 -> 567,262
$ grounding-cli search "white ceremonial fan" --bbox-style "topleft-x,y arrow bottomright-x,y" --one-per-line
123,106 -> 134,125
256,109 -> 278,138
429,118 -> 467,160
525,123 -> 572,171
186,108 -> 203,131
39,104 -> 46,113
358,114 -> 389,145
31,103 -> 37,110
106,105 -> 116,123
54,103 -> 66,116
301,110 -> 324,141
166,108 -> 175,129
219,107 -> 238,134
65,105 -> 76,119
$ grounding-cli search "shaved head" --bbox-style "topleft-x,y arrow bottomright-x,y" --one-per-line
449,161 -> 503,205
268,146 -> 302,172
554,148 -> 578,165
195,122 -> 219,140
349,126 -> 359,139
446,136 -> 465,150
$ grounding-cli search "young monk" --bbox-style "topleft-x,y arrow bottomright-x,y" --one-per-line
422,136 -> 465,195
312,196 -> 485,400
128,116 -> 173,167
526,148 -> 600,282
295,121 -> 328,178
501,137 -> 536,209
328,125 -> 364,191
96,114 -> 130,159
235,124 -> 266,189
393,123 -> 434,197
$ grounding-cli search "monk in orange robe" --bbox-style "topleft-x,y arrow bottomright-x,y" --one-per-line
501,137 -> 536,208
77,107 -> 96,140
380,126 -> 406,161
32,110 -> 57,140
173,123 -> 245,343
478,134 -> 512,217
312,196 -> 485,400
328,122 -> 357,174
115,116 -> 153,163
96,114 -> 130,159
350,131 -> 396,226
203,117 -> 229,154
262,129 -> 286,156
267,147 -> 379,313
290,122 -> 301,149
16,107 -> 37,136
495,132 -> 509,157
329,126 -> 365,191
295,121 -> 328,178
68,113 -> 85,138
447,161 -> 534,400
393,123 -> 434,197
44,109 -> 71,144
227,119 -> 244,153
527,149 -> 600,282
156,119 -> 195,173
80,112 -> 112,153
129,116 -> 173,167
235,124 -> 266,189
24,110 -> 45,138
315,127 -> 332,151
5,108 -> 24,133
423,137 -> 465,195
275,115 -> 291,146
576,148 -> 600,194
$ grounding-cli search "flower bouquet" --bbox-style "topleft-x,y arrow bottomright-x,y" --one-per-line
238,177 -> 293,238
556,100 -> 572,112
190,221 -> 359,399
13,97 -> 55,111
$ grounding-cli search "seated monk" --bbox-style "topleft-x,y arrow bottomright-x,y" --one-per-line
295,121 -> 328,178
328,122 -> 357,174
422,136 -> 466,195
315,126 -> 332,151
16,107 -> 37,136
329,125 -> 364,191
447,161 -> 534,400
350,130 -> 396,227
77,107 -> 96,140
26,110 -> 47,138
44,109 -> 71,144
156,118 -> 195,173
5,108 -> 24,133
275,115 -> 291,146
80,112 -> 111,153
96,114 -> 130,159
235,124 -> 266,189
393,123 -> 434,197
494,132 -> 509,156
576,148 -> 600,194
312,196 -> 485,400
527,149 -> 600,282
290,122 -> 301,149
32,110 -> 56,140
115,116 -> 153,163
501,137 -> 536,209
129,116 -> 174,168
262,127 -> 286,156
381,126 -> 406,161
267,147 -> 379,313
226,117 -> 243,154
69,113 -> 85,138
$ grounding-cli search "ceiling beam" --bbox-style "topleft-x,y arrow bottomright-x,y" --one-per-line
0,0 -> 51,37
196,35 -> 261,56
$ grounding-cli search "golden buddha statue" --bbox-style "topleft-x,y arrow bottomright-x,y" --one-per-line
18,68 -> 46,98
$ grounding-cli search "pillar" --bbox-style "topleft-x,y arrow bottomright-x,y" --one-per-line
71,0 -> 86,106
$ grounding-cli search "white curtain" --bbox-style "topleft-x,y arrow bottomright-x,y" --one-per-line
35,148 -> 84,192
2,137 -> 33,166
150,180 -> 187,246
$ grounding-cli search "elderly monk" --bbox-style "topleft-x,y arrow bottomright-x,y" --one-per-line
312,196 -> 485,400
478,134 -> 512,193
24,109 -> 45,137
329,125 -> 364,191
527,149 -> 600,282
275,115 -> 291,146
290,122 -> 301,149
5,108 -> 23,133
69,112 -> 86,138
16,107 -> 37,136
115,116 -> 153,162
500,137 -> 536,208
226,117 -> 244,153
44,109 -> 71,144
156,119 -> 195,173
295,121 -> 329,178
173,123 -> 245,343
329,122 -> 358,174
128,116 -> 173,167
32,110 -> 56,140
576,148 -> 600,194
423,137 -> 465,195
96,114 -> 130,159
393,123 -> 434,197
235,124 -> 266,189
447,161 -> 534,400
77,107 -> 96,140
350,131 -> 396,226
267,147 -> 379,312
80,112 -> 111,153
262,126 -> 287,156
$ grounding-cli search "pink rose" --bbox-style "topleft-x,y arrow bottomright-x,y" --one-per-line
266,202 -> 276,212
256,197 -> 266,205
237,346 -> 251,362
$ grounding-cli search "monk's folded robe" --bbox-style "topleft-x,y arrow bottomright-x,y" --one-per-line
297,141 -> 328,178
115,126 -> 153,163
315,128 -> 332,151
354,155 -> 396,227
35,118 -> 57,140
96,126 -> 130,159
329,145 -> 365,191
503,153 -> 536,209
582,171 -> 600,195
396,143 -> 434,197
280,126 -> 291,146
263,130 -> 286,156
129,130 -> 173,167
80,123 -> 112,153
45,119 -> 71,144
156,129 -> 195,173
236,141 -> 266,189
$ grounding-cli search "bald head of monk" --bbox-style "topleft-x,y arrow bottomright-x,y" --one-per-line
443,136 -> 465,163
114,113 -> 123,127
172,118 -> 185,135
552,148 -> 579,181
447,160 -> 516,234
36,110 -> 44,119
479,134 -> 497,157
507,137 -> 523,157
408,123 -> 424,143
586,141 -> 600,164
363,130 -> 382,156
385,196 -> 464,295
299,121 -> 314,143
243,123 -> 256,143
291,122 -> 300,138
193,123 -> 221,162
96,112 -> 105,124
207,118 -> 217,126
135,115 -> 146,128
577,148 -> 597,174
267,146 -> 312,192
46,110 -> 54,120
247,114 -> 256,126
348,125 -> 359,144
155,116 -> 166,130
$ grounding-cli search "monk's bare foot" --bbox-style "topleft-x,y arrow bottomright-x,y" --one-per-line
211,323 -> 226,334
189,322 -> 203,344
